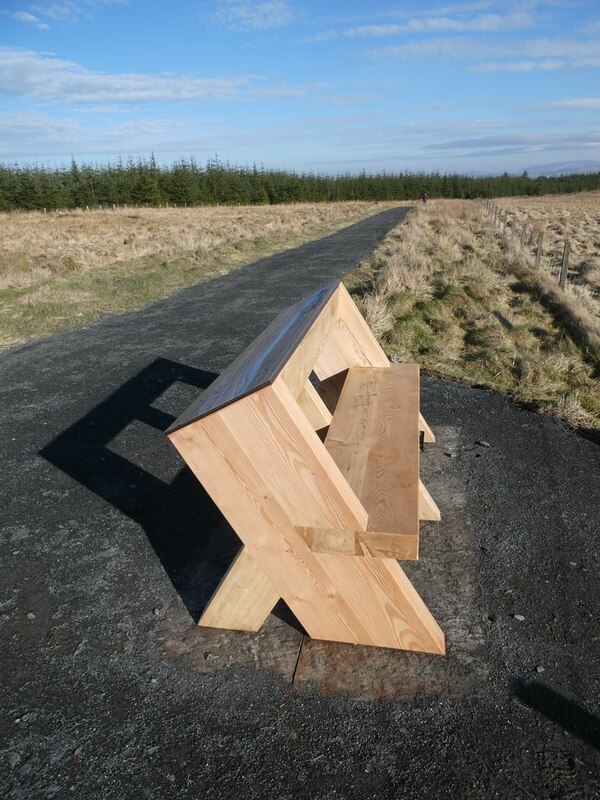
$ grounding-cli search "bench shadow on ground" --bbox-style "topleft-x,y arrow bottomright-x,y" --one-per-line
39,356 -> 292,626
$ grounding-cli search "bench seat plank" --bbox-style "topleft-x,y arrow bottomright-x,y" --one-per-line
324,363 -> 419,536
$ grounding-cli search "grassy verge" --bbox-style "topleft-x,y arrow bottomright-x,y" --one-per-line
0,201 -> 400,351
349,200 -> 600,431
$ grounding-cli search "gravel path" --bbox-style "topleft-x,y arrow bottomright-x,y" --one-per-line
1,206 -> 599,799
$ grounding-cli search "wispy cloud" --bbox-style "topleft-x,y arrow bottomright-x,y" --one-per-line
473,58 -> 600,72
0,110 -> 195,158
212,0 -> 293,30
2,10 -> 50,29
0,47 -> 314,103
30,0 -> 127,22
537,97 -> 600,109
311,11 -> 538,42
371,35 -> 600,73
423,130 -> 600,155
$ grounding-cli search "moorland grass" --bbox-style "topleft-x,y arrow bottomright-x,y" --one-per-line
349,199 -> 600,430
0,201 -> 399,350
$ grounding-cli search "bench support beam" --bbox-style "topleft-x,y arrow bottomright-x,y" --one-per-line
419,413 -> 435,443
297,527 -> 421,560
419,480 -> 441,522
199,548 -> 279,632
170,379 -> 445,654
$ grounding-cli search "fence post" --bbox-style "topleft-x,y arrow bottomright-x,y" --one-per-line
520,225 -> 527,246
559,240 -> 570,289
535,232 -> 543,270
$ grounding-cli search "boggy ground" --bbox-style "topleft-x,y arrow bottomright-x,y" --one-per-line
1,207 -> 599,799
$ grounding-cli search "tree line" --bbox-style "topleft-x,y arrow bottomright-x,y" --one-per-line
1,156 -> 599,211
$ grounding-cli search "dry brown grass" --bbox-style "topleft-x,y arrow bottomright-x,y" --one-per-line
0,201 -> 400,350
493,197 -> 600,365
349,198 -> 600,430
496,192 -> 600,296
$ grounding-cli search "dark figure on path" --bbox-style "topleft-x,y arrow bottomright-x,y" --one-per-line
422,193 -> 429,204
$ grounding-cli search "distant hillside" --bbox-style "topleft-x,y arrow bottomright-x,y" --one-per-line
524,161 -> 600,177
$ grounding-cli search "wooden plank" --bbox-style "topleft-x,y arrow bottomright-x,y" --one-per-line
312,284 -> 389,381
313,325 -> 353,380
361,531 -> 419,560
321,556 -> 444,654
297,527 -> 359,555
167,281 -> 340,433
199,547 -> 279,631
419,413 -> 435,443
324,363 -> 420,536
335,283 -> 390,368
419,480 -> 441,522
279,292 -> 337,398
169,380 -> 444,653
296,380 -> 333,430
298,527 -> 418,560
324,367 -> 378,515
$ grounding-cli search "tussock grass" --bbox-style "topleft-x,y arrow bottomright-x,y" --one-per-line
496,192 -> 600,298
350,199 -> 600,430
0,201 -> 399,350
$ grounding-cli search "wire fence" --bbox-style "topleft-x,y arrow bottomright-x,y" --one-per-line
481,198 -> 581,290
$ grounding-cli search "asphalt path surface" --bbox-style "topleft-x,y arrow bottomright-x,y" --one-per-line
1,206 -> 599,799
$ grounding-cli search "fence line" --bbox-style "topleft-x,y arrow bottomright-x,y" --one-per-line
482,198 -> 580,289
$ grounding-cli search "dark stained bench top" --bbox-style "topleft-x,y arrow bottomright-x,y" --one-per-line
166,280 -> 339,434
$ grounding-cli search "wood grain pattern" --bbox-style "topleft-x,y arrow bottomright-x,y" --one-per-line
324,363 -> 420,536
279,294 -> 337,398
296,380 -> 333,430
199,547 -> 279,631
335,283 -> 390,368
297,527 -> 418,560
167,281 -> 339,433
418,480 -> 441,522
419,413 -> 435,443
361,531 -> 419,560
166,282 -> 445,653
297,527 -> 359,555
169,380 -> 443,653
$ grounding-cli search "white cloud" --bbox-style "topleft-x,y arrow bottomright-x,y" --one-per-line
213,0 -> 293,30
30,0 -> 127,22
371,35 -> 600,72
539,98 -> 600,109
310,6 -> 540,42
0,47 -> 312,103
473,58 -> 600,72
313,11 -> 537,42
0,110 -> 193,158
2,10 -> 50,28
371,36 -> 485,60
0,110 -> 81,140
423,130 -> 600,154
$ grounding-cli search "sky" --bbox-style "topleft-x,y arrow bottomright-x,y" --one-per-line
1,0 -> 599,175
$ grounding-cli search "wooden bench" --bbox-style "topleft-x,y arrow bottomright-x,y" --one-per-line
166,280 -> 444,654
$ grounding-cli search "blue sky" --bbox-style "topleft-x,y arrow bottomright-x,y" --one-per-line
1,0 -> 599,174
